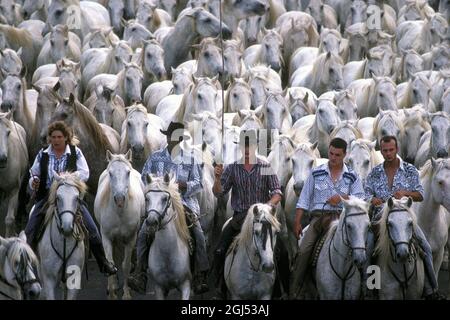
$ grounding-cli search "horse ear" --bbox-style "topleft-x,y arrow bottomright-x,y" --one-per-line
311,141 -> 319,151
431,157 -> 438,169
254,105 -> 264,118
171,67 -> 176,74
146,174 -> 152,184
406,197 -> 413,208
387,197 -> 394,209
20,65 -> 27,78
0,236 -> 7,247
164,173 -> 170,184
106,150 -> 113,161
53,81 -> 61,92
125,149 -> 133,162
303,92 -> 309,103
369,140 -> 376,149
18,231 -> 27,242
16,47 -> 22,57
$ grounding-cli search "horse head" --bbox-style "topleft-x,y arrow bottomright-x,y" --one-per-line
144,173 -> 174,229
0,111 -> 12,168
291,142 -> 319,196
430,158 -> 450,212
0,232 -> 41,300
106,150 -> 133,208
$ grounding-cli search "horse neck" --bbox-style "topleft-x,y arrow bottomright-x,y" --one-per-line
153,212 -> 187,254
416,175 -> 443,226
310,118 -> 329,156
222,4 -> 240,35
165,16 -> 197,60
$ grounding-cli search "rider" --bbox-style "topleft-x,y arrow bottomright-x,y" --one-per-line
212,129 -> 284,299
364,135 -> 444,300
128,121 -> 210,295
290,137 -> 365,299
25,121 -> 118,276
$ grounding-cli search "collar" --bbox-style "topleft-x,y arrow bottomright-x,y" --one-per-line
44,144 -> 71,156
383,155 -> 405,172
324,161 -> 349,176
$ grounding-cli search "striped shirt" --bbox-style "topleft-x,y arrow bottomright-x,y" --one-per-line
296,162 -> 365,211
29,144 -> 89,190
219,157 -> 282,213
141,147 -> 202,214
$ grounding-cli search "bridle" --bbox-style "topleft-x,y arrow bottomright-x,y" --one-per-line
145,189 -> 175,230
246,219 -> 275,272
0,243 -> 40,300
386,208 -> 415,261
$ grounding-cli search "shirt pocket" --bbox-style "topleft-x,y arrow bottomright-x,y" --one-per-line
314,177 -> 331,199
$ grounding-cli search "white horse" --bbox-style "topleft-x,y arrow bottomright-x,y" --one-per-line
401,106 -> 430,164
0,232 -> 41,300
285,87 -> 317,123
94,151 -> 145,300
346,139 -> 383,185
413,158 -> 450,288
415,112 -> 450,168
144,173 -> 192,299
224,78 -> 251,113
120,104 -> 166,172
373,110 -> 404,151
0,112 -> 28,237
224,203 -> 281,300
374,197 -> 425,300
38,173 -> 87,300
315,197 -> 370,300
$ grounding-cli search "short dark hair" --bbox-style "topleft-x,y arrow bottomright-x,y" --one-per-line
329,137 -> 347,153
380,135 -> 398,148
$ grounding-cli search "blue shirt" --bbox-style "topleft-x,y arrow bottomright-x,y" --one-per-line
296,162 -> 365,211
29,144 -> 89,190
364,156 -> 424,202
141,147 -> 202,214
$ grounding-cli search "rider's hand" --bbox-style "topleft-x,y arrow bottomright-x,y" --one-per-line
371,197 -> 384,206
31,177 -> 40,191
294,222 -> 303,240
327,194 -> 342,206
393,190 -> 409,199
214,164 -> 223,179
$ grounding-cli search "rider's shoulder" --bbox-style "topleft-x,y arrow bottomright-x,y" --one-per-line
312,164 -> 328,178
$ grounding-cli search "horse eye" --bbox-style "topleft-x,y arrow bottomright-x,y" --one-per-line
64,40 -> 68,46
233,93 -> 238,98
147,53 -> 152,58
127,121 -> 131,126
145,122 -> 149,127
55,9 -> 63,16
131,27 -> 136,32
204,18 -> 211,23
7,130 -> 11,136
364,159 -> 370,166
203,51 -> 210,58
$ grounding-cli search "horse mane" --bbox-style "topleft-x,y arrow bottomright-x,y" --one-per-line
1,236 -> 39,274
143,176 -> 191,245
44,172 -> 87,226
330,121 -> 363,140
230,203 -> 280,252
311,52 -> 343,89
72,98 -> 113,151
374,199 -> 418,266
0,24 -> 33,50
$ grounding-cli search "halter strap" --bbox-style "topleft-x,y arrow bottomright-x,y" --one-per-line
145,189 -> 175,230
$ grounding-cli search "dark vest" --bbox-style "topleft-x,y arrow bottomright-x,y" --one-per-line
36,145 -> 77,201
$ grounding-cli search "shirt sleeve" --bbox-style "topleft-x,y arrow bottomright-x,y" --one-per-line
410,167 -> 424,198
349,174 -> 365,199
28,150 -> 43,190
75,147 -> 90,182
219,164 -> 234,196
266,165 -> 283,198
296,173 -> 314,210
184,163 -> 203,197
364,172 -> 376,201
141,154 -> 154,184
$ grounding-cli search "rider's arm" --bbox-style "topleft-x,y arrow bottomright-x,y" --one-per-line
184,163 -> 203,197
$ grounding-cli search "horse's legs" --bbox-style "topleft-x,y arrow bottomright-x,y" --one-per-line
102,236 -> 118,300
122,241 -> 134,300
5,191 -> 19,237
41,275 -> 57,300
180,279 -> 191,300
154,285 -> 165,300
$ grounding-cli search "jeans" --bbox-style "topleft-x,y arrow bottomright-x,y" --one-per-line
25,198 -> 102,247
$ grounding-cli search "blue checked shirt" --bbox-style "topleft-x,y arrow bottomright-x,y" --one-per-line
296,162 -> 365,211
141,147 -> 202,214
29,145 -> 89,190
364,156 -> 424,203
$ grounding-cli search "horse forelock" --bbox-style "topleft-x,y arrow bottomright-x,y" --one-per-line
232,204 -> 280,252
331,121 -> 362,140
5,238 -> 38,273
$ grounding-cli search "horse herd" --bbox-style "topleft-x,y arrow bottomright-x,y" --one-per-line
0,0 -> 449,300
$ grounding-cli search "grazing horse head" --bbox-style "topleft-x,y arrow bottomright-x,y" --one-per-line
0,232 -> 41,300
45,172 -> 86,237
376,197 -> 416,264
